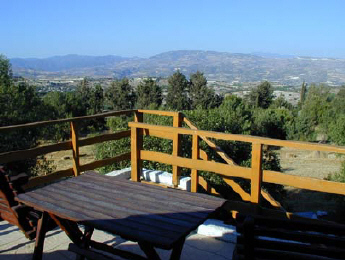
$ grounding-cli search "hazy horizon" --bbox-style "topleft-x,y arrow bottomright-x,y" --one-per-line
8,50 -> 345,61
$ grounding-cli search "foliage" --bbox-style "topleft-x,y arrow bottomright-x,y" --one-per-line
247,81 -> 274,109
0,54 -> 12,87
299,81 -> 307,106
105,78 -> 136,110
165,71 -> 189,110
270,94 -> 293,110
189,71 -> 222,109
0,55 -> 49,174
95,115 -> 132,173
251,108 -> 294,140
327,161 -> 345,183
290,84 -> 332,141
136,78 -> 162,109
328,115 -> 345,146
95,113 -> 177,173
29,156 -> 57,177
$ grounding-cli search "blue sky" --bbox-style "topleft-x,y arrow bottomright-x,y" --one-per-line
1,0 -> 344,58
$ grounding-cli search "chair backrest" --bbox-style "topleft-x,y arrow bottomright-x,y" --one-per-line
234,214 -> 345,260
0,167 -> 37,239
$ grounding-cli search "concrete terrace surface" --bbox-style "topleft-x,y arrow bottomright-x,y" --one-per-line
0,221 -> 234,260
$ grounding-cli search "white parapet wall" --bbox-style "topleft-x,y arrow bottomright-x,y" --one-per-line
106,167 -> 237,243
106,167 -> 191,191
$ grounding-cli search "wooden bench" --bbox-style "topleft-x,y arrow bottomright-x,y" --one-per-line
233,214 -> 345,260
0,167 -> 54,240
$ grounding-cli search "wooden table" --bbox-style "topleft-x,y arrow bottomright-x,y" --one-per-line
17,171 -> 226,260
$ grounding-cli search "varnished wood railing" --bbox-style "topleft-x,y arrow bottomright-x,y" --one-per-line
2,108 -> 345,211
0,109 -> 190,190
0,110 -> 136,189
129,122 -> 345,208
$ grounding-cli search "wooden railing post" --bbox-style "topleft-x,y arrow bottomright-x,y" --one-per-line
251,142 -> 263,204
131,124 -> 143,182
71,121 -> 80,176
134,110 -> 143,123
198,150 -> 211,193
191,134 -> 199,192
172,112 -> 182,187
132,110 -> 143,182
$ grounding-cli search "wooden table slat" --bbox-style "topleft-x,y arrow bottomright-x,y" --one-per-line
66,177 -> 214,215
38,185 -> 193,238
19,192 -> 177,247
82,172 -> 224,207
55,181 -> 208,224
17,172 -> 226,249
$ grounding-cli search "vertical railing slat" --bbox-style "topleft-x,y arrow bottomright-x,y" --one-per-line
132,111 -> 143,182
172,112 -> 182,187
191,134 -> 199,192
71,121 -> 80,176
198,149 -> 211,193
131,125 -> 143,182
250,142 -> 263,204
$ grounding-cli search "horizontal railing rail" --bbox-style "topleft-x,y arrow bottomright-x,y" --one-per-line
129,122 -> 345,207
0,110 -> 136,189
0,110 -> 136,133
0,109 -> 187,190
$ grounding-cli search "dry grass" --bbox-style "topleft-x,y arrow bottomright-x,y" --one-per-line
278,147 -> 344,217
44,144 -> 97,172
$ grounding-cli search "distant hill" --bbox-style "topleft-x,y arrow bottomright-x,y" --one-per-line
11,51 -> 345,85
11,54 -> 129,72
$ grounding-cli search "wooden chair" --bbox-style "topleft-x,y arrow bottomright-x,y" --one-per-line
0,167 -> 55,240
233,213 -> 345,260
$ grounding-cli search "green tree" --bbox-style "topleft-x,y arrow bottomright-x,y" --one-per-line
75,78 -> 92,115
328,115 -> 345,145
291,84 -> 331,141
270,94 -> 293,110
165,71 -> 189,110
251,108 -> 293,140
189,71 -> 220,109
105,78 -> 136,110
0,54 -> 12,87
90,84 -> 104,114
300,81 -> 307,105
248,81 -> 274,109
136,78 -> 162,109
0,55 -> 48,173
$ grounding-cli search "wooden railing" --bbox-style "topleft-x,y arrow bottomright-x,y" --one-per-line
2,109 -> 345,212
129,122 -> 345,208
0,109 -> 188,190
0,110 -> 136,189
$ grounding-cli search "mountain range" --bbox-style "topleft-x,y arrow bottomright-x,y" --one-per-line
11,50 -> 345,85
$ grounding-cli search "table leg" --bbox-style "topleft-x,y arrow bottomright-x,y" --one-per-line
33,211 -> 49,260
49,214 -> 83,246
76,226 -> 94,260
138,242 -> 161,260
170,238 -> 185,260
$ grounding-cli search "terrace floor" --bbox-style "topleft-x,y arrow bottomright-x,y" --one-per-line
0,220 -> 234,260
